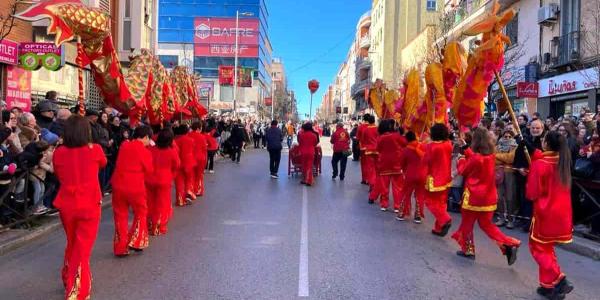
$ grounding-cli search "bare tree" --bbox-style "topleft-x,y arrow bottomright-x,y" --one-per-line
579,0 -> 600,87
0,0 -> 21,43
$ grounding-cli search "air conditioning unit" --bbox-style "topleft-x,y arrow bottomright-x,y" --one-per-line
543,52 -> 551,65
537,4 -> 559,26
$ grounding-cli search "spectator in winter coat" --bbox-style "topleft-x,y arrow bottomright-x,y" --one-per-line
229,120 -> 246,164
17,112 -> 40,148
265,120 -> 283,178
48,109 -> 71,138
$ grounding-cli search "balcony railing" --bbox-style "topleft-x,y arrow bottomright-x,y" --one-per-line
359,34 -> 371,49
452,0 -> 486,27
550,31 -> 581,68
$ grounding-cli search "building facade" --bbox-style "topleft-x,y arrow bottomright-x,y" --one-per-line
271,57 -> 296,121
157,0 -> 272,115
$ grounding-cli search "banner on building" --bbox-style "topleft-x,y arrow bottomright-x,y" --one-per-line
18,43 -> 64,71
218,65 -> 234,86
5,65 -> 32,112
238,67 -> 253,87
199,81 -> 213,100
264,97 -> 272,106
336,106 -> 341,114
0,39 -> 19,65
516,82 -> 539,98
194,17 -> 260,58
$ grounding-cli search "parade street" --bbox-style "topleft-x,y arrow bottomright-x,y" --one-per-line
1,142 -> 600,300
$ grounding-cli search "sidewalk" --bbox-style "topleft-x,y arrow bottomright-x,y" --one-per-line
0,196 -> 112,256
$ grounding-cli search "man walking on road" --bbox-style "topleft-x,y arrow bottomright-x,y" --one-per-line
229,119 -> 245,164
266,120 -> 283,178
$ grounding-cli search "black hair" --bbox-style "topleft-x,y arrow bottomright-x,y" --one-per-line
191,121 -> 202,131
156,128 -> 174,149
544,131 -> 572,187
405,131 -> 417,142
378,119 -> 394,134
362,113 -> 371,122
397,125 -> 405,135
174,124 -> 189,136
301,122 -> 314,132
271,120 -> 278,127
133,126 -> 153,139
430,123 -> 449,141
367,114 -> 375,124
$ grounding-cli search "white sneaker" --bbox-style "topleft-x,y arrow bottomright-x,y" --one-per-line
270,174 -> 277,179
33,206 -> 49,215
209,170 -> 215,174
380,207 -> 387,212
394,209 -> 400,213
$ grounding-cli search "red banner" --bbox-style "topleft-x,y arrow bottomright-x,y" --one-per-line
5,65 -> 32,112
264,97 -> 272,106
219,66 -> 234,86
194,17 -> 259,58
517,82 -> 539,98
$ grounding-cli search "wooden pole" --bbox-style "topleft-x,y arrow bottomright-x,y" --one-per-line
493,70 -> 531,164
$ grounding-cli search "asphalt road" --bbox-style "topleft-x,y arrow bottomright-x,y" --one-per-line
1,141 -> 600,300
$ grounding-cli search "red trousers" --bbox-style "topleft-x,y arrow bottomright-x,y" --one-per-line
59,207 -> 100,300
360,151 -> 367,182
194,158 -> 207,196
175,168 -> 195,206
451,210 -> 521,255
363,154 -> 378,187
529,239 -> 566,288
368,173 -> 381,201
377,174 -> 403,209
425,190 -> 452,232
301,153 -> 315,185
147,184 -> 173,236
112,188 -> 149,255
400,179 -> 426,218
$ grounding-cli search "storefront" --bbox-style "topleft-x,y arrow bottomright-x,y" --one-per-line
0,38 -> 22,106
538,67 -> 600,119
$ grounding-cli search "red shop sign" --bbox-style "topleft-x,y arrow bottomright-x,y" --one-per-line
218,65 -> 234,86
0,39 -> 19,65
264,97 -> 272,106
516,82 -> 539,98
5,65 -> 32,112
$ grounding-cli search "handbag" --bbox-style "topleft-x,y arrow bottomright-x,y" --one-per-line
574,158 -> 595,178
343,149 -> 353,157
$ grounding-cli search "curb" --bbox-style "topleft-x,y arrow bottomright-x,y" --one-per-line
0,197 -> 112,256
559,236 -> 600,261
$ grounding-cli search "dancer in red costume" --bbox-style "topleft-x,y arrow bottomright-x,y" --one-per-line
173,124 -> 196,206
423,123 -> 453,236
356,114 -> 370,185
374,120 -> 406,212
53,115 -> 107,300
359,115 -> 380,203
397,131 -> 427,223
526,131 -> 574,300
451,127 -> 521,264
204,125 -> 219,173
188,121 -> 208,196
146,127 -> 180,236
111,126 -> 153,256
297,122 -> 320,186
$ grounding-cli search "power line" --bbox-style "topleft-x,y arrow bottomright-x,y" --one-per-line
287,32 -> 354,74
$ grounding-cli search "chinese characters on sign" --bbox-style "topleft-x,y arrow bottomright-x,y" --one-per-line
194,17 -> 260,58
219,66 -> 234,86
6,65 -> 32,112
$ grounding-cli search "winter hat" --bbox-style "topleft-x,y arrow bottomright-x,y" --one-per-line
41,128 -> 59,145
0,127 -> 12,145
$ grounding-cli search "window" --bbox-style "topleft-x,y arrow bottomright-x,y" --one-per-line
505,14 -> 518,45
426,0 -> 437,11
159,55 -> 179,68
123,0 -> 131,50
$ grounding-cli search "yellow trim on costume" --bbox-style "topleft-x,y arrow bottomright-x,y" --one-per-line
425,175 -> 451,192
461,189 -> 497,212
528,218 -> 573,244
380,171 -> 402,176
365,151 -> 379,155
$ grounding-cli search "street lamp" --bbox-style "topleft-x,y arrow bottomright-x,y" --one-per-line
233,11 -> 254,119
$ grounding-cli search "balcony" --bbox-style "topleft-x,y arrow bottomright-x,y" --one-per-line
359,34 -> 371,49
550,31 -> 581,68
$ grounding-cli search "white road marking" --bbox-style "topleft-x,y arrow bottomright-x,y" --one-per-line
298,186 -> 309,297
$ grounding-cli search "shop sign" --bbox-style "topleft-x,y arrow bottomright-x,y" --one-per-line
194,17 -> 259,58
18,43 -> 64,71
0,39 -> 19,65
264,97 -> 272,106
218,65 -> 234,86
238,67 -> 253,87
517,82 -> 539,98
538,67 -> 599,98
199,81 -> 213,99
5,65 -> 32,112
492,66 -> 525,90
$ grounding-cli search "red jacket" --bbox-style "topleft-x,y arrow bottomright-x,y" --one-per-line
53,144 -> 107,212
376,132 -> 406,175
205,130 -> 218,151
298,130 -> 319,155
457,148 -> 497,211
330,127 -> 350,152
188,131 -> 208,162
174,135 -> 196,171
146,146 -> 180,186
400,141 -> 427,183
112,140 -> 153,193
423,140 -> 453,192
357,123 -> 367,150
526,150 -> 573,244
359,125 -> 379,154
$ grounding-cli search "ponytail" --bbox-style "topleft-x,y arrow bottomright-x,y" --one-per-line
544,131 -> 572,187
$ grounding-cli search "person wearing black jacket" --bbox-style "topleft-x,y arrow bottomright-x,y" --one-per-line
229,120 -> 245,163
350,123 -> 360,161
265,120 -> 283,178
513,119 -> 544,232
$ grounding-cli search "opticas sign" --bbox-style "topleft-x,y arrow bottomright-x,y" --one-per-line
194,17 -> 259,45
538,67 -> 599,98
